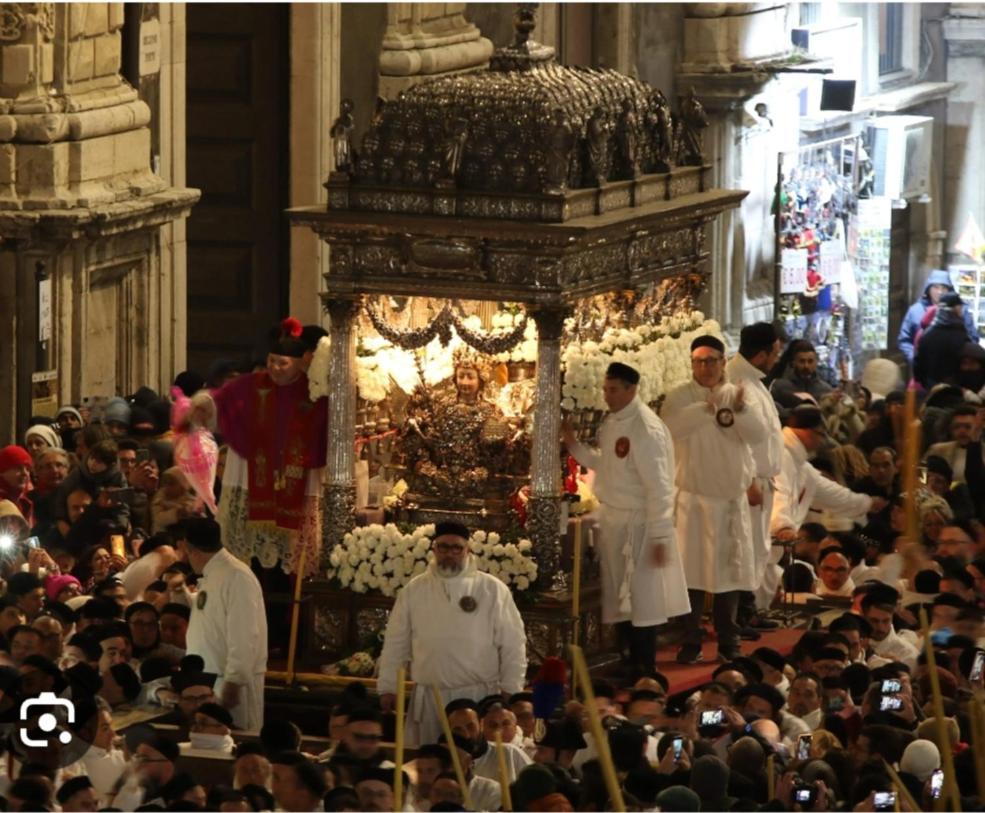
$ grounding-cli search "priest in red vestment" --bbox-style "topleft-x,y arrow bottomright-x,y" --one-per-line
209,317 -> 328,576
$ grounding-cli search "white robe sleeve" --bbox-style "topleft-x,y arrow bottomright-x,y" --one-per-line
377,585 -> 413,695
567,439 -> 601,471
492,585 -> 527,695
659,389 -> 710,439
630,420 -> 675,539
222,571 -> 267,685
732,404 -> 768,445
809,470 -> 873,519
770,450 -> 799,535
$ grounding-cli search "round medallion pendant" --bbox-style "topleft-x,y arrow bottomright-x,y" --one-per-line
716,407 -> 735,428
615,437 -> 631,458
459,596 -> 478,613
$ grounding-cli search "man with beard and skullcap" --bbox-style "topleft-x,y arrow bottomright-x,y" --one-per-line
377,521 -> 527,746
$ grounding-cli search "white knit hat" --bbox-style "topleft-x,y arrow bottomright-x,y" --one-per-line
23,424 -> 62,451
900,739 -> 941,782
861,358 -> 903,401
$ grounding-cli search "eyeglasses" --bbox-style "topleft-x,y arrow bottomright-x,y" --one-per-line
180,693 -> 214,704
434,544 -> 466,554
134,754 -> 170,764
351,732 -> 383,742
691,356 -> 723,366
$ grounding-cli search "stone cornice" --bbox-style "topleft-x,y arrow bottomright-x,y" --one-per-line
0,187 -> 200,243
943,15 -> 985,57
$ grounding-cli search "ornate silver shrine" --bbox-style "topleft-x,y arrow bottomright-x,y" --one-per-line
289,8 -> 747,598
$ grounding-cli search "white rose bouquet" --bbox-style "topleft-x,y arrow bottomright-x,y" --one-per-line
327,523 -> 539,595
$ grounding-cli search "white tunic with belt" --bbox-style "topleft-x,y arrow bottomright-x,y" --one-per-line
186,548 -> 268,731
661,379 -> 766,593
568,396 -> 690,626
377,557 -> 527,747
725,353 -> 784,594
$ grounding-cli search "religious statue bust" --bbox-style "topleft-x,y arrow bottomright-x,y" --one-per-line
397,347 -> 517,506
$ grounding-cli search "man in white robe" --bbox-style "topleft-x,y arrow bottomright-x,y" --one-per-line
726,323 -> 785,618
180,518 -> 267,731
661,335 -> 767,664
862,590 -> 920,670
563,361 -> 690,676
770,406 -> 883,547
378,522 -> 527,747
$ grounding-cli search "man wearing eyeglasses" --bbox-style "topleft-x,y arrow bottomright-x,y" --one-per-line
661,335 -> 768,665
377,520 -> 527,746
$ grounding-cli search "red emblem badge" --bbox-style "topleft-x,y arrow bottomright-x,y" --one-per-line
615,437 -> 630,458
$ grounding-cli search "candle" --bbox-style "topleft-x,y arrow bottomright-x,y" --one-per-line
285,546 -> 307,684
570,644 -> 625,812
431,685 -> 474,810
919,608 -> 962,811
494,731 -> 513,811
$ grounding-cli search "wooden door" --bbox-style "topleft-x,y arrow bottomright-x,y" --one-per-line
185,4 -> 289,376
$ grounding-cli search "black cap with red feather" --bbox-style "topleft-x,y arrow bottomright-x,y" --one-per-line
268,316 -> 307,358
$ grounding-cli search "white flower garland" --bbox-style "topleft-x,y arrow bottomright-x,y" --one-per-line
561,311 -> 725,411
327,523 -> 539,596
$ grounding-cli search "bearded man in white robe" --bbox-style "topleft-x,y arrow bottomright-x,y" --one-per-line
378,521 -> 527,746
661,335 -> 768,664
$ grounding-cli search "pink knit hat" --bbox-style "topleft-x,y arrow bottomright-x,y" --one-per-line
46,574 -> 82,602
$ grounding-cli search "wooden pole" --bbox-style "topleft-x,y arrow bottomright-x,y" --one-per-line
430,685 -> 474,810
919,608 -> 962,812
569,644 -> 625,812
494,730 -> 513,811
393,665 -> 406,812
285,545 -> 308,683
883,761 -> 920,813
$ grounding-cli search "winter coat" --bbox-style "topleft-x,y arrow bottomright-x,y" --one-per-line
914,308 -> 974,389
897,270 -> 979,362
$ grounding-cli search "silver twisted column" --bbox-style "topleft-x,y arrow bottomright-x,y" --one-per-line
322,298 -> 359,567
528,307 -> 568,591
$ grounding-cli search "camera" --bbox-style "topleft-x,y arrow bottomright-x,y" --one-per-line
879,695 -> 903,712
880,679 -> 901,694
793,781 -> 816,806
672,736 -> 683,762
930,769 -> 943,800
873,791 -> 897,811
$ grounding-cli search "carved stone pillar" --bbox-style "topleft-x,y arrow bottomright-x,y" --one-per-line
322,297 -> 359,564
528,307 -> 567,591
0,3 -> 198,438
378,3 -> 493,99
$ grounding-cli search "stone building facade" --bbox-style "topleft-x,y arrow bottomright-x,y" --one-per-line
0,2 -> 197,439
2,2 -> 979,441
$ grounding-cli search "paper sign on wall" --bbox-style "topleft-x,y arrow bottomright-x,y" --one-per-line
819,237 -> 845,285
780,248 -> 809,294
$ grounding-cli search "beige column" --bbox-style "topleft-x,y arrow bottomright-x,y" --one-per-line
290,4 -> 341,325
